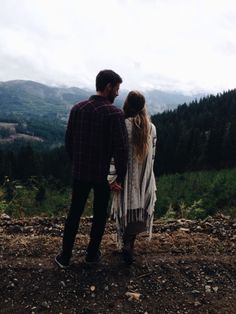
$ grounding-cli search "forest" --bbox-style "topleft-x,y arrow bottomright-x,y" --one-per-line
152,89 -> 236,175
0,88 -> 236,218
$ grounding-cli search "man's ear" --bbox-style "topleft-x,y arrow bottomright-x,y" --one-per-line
106,83 -> 112,91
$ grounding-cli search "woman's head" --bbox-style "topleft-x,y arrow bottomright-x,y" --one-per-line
123,91 -> 146,118
123,91 -> 150,161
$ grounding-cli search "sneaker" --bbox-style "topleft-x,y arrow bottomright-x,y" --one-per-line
54,254 -> 70,269
122,249 -> 135,265
85,250 -> 101,264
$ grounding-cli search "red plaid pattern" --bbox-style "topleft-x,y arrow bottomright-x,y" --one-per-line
65,95 -> 128,183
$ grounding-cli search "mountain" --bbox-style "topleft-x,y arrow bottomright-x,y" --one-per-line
116,89 -> 203,113
0,80 -> 91,115
0,84 -> 235,179
143,90 -> 203,113
0,80 -> 205,147
0,80 -> 202,115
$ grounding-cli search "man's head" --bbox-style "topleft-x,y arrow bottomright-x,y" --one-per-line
96,69 -> 122,103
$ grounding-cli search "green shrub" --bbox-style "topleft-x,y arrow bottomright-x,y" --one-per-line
156,168 -> 236,219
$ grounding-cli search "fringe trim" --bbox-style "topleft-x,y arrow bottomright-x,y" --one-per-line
111,192 -> 155,248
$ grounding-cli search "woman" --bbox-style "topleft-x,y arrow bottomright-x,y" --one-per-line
109,91 -> 157,265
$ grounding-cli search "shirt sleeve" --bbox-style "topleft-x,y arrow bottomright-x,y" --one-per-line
65,108 -> 74,160
112,112 -> 128,184
151,124 -> 157,161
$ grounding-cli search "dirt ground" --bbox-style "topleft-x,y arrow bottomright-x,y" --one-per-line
0,214 -> 236,314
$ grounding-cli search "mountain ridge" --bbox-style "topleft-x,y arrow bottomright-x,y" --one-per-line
0,79 -> 204,114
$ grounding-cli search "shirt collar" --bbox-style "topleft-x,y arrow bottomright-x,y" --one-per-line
89,95 -> 111,104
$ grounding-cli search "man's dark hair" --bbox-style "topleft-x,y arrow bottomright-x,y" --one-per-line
96,69 -> 122,92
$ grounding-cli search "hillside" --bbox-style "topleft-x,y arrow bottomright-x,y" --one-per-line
0,79 -> 201,116
0,80 -> 201,147
0,80 -> 91,147
0,82 -> 235,178
152,89 -> 236,175
0,80 -> 91,114
0,214 -> 235,314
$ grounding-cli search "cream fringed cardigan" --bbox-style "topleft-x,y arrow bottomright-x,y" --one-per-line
108,119 -> 157,247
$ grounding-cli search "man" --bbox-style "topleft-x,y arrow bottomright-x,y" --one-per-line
55,69 -> 128,268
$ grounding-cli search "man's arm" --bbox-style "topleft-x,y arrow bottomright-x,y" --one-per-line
112,112 -> 128,185
65,109 -> 74,160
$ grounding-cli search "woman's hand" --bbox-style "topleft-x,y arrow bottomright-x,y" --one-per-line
109,181 -> 122,192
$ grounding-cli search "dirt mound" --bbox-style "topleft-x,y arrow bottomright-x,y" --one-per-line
0,215 -> 236,314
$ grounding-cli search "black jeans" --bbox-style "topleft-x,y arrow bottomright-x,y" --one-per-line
62,180 -> 110,259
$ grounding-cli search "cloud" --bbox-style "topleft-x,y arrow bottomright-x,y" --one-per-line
0,0 -> 236,93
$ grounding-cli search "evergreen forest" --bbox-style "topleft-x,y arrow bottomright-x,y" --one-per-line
0,89 -> 236,218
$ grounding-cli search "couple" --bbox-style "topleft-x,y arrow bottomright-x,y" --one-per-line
55,69 -> 157,268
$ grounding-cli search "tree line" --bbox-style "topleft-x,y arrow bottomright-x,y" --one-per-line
152,89 -> 236,175
0,145 -> 71,185
0,89 -> 236,183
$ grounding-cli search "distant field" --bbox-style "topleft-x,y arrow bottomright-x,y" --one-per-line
0,134 -> 43,143
0,122 -> 17,130
0,122 -> 43,143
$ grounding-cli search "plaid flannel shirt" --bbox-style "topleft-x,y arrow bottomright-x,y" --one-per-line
65,95 -> 128,183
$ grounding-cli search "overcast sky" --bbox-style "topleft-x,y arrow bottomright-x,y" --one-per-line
0,0 -> 236,94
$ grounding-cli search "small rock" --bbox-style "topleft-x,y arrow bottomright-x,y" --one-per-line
60,281 -> 66,288
125,291 -> 141,301
104,285 -> 109,291
8,282 -> 15,289
179,228 -> 190,233
194,301 -> 201,307
212,286 -> 219,293
0,213 -> 11,220
207,279 -> 214,283
90,285 -> 96,292
41,301 -> 50,309
205,222 -> 214,228
205,285 -> 211,293
191,290 -> 200,294
111,283 -> 118,287
196,226 -> 203,231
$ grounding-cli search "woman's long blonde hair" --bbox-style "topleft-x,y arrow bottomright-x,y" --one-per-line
123,91 -> 150,161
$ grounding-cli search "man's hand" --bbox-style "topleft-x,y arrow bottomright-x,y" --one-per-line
109,181 -> 122,192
